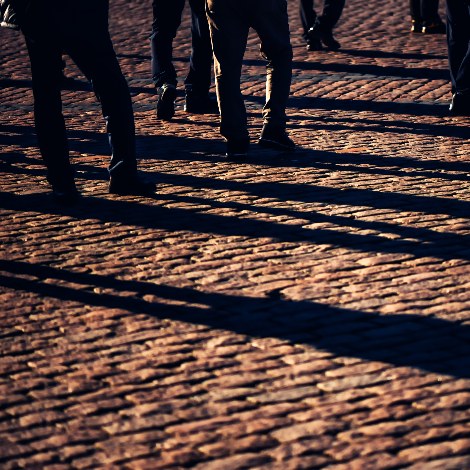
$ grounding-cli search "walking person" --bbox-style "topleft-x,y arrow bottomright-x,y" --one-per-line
299,0 -> 345,51
150,0 -> 217,121
1,0 -> 154,203
446,0 -> 470,115
206,0 -> 295,158
410,0 -> 446,34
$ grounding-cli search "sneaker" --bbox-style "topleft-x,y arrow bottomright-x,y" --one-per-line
51,181 -> 80,205
156,83 -> 177,121
184,91 -> 219,114
226,138 -> 250,158
258,127 -> 295,151
306,27 -> 323,51
109,173 -> 155,196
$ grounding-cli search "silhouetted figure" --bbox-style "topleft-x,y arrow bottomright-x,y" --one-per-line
1,0 -> 154,203
446,0 -> 470,115
299,0 -> 345,51
206,0 -> 295,158
150,0 -> 217,121
410,0 -> 446,33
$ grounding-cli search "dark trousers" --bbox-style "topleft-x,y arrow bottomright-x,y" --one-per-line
150,0 -> 212,94
446,0 -> 470,93
206,0 -> 293,143
299,0 -> 345,40
410,0 -> 441,24
23,2 -> 136,187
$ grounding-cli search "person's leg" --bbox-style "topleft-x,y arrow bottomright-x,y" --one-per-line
447,0 -> 470,114
299,0 -> 317,41
63,10 -> 153,194
150,0 -> 185,87
150,0 -> 185,120
184,0 -> 218,113
251,0 -> 294,149
206,0 -> 250,154
308,0 -> 345,50
421,0 -> 445,33
319,0 -> 346,31
25,35 -> 76,195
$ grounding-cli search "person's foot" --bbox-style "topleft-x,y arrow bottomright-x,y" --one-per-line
306,36 -> 323,51
51,181 -> 81,205
320,30 -> 341,50
307,25 -> 341,51
184,91 -> 219,114
109,173 -> 155,196
258,127 -> 295,151
226,138 -> 250,158
449,92 -> 470,116
410,19 -> 422,33
421,21 -> 446,34
156,83 -> 177,121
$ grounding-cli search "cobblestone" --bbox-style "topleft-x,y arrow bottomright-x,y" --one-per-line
1,0 -> 470,468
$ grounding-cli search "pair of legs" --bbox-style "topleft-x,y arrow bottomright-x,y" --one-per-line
206,0 -> 294,155
150,0 -> 215,119
23,2 -> 150,199
410,0 -> 445,33
446,0 -> 470,114
299,0 -> 345,50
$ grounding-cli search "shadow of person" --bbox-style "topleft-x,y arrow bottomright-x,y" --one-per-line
1,259 -> 469,380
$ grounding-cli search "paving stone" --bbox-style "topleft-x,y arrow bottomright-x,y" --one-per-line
1,0 -> 470,468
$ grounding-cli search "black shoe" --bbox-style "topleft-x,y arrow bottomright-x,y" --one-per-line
307,25 -> 340,51
306,26 -> 323,51
184,91 -> 219,114
52,181 -> 80,205
449,92 -> 470,116
226,138 -> 250,158
410,19 -> 422,33
320,30 -> 341,50
421,21 -> 446,34
109,173 -> 155,196
258,127 -> 295,151
156,84 -> 177,121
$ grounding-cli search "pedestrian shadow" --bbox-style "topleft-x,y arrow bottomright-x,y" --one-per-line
1,259 -> 468,380
336,49 -> 447,61
286,113 -> 470,140
242,58 -> 449,81
0,186 -> 468,264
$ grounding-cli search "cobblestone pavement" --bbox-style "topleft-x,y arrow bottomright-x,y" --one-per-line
1,0 -> 470,468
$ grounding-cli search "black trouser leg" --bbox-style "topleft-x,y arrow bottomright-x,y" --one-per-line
299,0 -> 317,40
25,36 -> 74,188
150,0 -> 185,87
185,0 -> 213,95
447,0 -> 470,93
64,27 -> 137,175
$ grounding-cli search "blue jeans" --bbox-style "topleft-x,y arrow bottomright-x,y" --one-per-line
150,0 -> 212,94
23,1 -> 136,187
446,0 -> 470,93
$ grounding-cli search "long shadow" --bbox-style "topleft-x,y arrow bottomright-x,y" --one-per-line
0,190 -> 468,263
243,58 -> 449,80
2,123 -> 470,183
287,114 -> 470,140
1,259 -> 468,379
337,49 -> 447,61
243,93 -> 451,117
